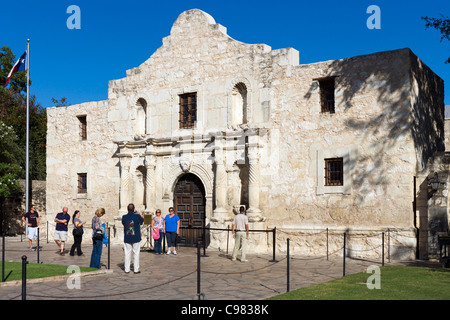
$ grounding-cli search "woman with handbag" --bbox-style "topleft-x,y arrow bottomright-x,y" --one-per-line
70,210 -> 85,256
151,209 -> 164,254
90,208 -> 105,268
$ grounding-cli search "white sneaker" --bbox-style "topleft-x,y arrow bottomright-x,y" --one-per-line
173,250 -> 177,255
166,251 -> 171,255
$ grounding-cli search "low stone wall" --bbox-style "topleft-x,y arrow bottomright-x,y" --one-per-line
274,227 -> 417,261
1,180 -> 46,236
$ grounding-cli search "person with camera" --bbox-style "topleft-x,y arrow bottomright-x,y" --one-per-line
70,210 -> 86,256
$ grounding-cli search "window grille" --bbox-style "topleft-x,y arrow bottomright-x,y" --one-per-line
179,93 -> 197,128
319,78 -> 335,113
78,173 -> 87,193
77,115 -> 87,140
325,158 -> 343,186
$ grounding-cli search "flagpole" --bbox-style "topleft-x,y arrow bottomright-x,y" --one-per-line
25,39 -> 30,214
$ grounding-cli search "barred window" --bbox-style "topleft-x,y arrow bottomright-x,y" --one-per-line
179,93 -> 197,129
325,158 -> 343,186
77,173 -> 87,194
77,115 -> 87,140
319,78 -> 335,113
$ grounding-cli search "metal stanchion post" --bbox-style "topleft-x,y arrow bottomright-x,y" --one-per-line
287,238 -> 290,292
343,232 -> 346,277
326,228 -> 329,260
22,255 -> 28,300
108,227 -> 111,270
2,233 -> 5,282
388,229 -> 391,263
163,232 -> 166,253
37,227 -> 40,264
202,226 -> 208,257
197,241 -> 201,300
226,225 -> 229,255
382,232 -> 385,266
270,227 -> 278,262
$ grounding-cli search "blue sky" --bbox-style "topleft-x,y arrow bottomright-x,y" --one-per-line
1,0 -> 449,107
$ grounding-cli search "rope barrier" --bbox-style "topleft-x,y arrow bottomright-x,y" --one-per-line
16,269 -> 197,300
1,224 -> 429,300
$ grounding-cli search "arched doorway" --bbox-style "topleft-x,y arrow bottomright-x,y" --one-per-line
174,173 -> 206,246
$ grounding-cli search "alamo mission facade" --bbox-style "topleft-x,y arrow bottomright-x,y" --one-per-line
46,9 -> 448,260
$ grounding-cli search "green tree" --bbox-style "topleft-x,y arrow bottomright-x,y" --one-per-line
0,46 -> 28,91
422,14 -> 450,63
0,46 -> 46,181
0,120 -> 24,197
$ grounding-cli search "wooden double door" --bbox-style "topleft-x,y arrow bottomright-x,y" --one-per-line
174,173 -> 207,246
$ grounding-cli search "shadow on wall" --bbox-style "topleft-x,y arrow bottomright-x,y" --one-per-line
303,48 -> 444,206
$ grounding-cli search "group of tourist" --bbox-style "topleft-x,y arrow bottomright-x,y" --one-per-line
22,204 -> 187,273
22,203 -> 249,273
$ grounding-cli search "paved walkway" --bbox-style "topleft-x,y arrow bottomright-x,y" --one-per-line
0,236 -> 439,300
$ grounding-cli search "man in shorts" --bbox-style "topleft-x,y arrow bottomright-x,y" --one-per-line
54,207 -> 70,255
22,204 -> 40,251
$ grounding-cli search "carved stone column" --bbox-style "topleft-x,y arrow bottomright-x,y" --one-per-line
145,155 -> 156,214
118,154 -> 132,214
247,142 -> 262,220
213,139 -> 228,220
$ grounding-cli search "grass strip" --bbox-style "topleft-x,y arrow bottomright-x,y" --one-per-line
1,261 -> 98,282
268,266 -> 450,300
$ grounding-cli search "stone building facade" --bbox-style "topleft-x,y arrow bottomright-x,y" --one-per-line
46,9 -> 447,260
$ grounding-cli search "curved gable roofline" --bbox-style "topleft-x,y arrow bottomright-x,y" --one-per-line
169,9 -> 229,38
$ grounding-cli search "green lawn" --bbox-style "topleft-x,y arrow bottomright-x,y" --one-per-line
268,266 -> 450,300
1,261 -> 98,282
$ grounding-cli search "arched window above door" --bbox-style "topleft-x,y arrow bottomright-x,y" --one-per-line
231,82 -> 247,126
136,98 -> 147,135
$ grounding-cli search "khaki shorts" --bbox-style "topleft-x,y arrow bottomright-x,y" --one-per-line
54,230 -> 68,242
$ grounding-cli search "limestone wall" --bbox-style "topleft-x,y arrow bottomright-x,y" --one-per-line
46,9 -> 445,259
46,101 -> 120,224
0,180 -> 46,236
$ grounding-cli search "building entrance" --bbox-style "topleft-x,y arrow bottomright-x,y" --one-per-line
174,173 -> 206,246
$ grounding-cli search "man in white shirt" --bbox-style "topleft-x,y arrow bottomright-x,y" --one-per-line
231,206 -> 249,262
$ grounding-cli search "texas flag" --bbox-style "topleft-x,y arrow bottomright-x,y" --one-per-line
6,52 -> 26,85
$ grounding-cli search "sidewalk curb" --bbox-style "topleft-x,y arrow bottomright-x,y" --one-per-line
0,269 -> 107,287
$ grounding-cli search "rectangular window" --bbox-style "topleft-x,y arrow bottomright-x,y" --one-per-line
179,93 -> 197,129
325,158 -> 343,186
319,78 -> 335,113
77,173 -> 87,194
77,115 -> 87,140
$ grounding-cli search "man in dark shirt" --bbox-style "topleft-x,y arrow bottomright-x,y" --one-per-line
122,203 -> 144,273
22,205 -> 40,251
54,207 -> 70,255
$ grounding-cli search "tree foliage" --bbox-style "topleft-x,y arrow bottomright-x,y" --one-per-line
0,46 -> 47,189
0,121 -> 23,198
422,14 -> 450,63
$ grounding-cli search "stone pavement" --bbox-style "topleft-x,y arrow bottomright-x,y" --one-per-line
0,236 -> 434,301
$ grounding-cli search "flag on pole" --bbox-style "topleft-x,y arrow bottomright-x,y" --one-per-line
6,51 -> 27,85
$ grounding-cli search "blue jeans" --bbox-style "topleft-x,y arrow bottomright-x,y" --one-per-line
90,239 -> 103,268
154,231 -> 164,253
